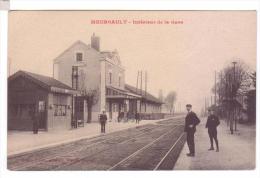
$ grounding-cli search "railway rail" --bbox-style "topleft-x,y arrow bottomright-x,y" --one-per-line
8,117 -> 186,171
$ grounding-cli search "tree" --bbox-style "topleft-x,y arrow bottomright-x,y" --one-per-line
212,60 -> 255,127
81,89 -> 99,123
214,61 -> 251,99
78,69 -> 99,123
250,71 -> 256,88
246,71 -> 256,123
213,60 -> 252,108
165,91 -> 177,114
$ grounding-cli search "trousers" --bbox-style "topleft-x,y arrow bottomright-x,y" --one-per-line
187,131 -> 195,154
208,130 -> 218,149
101,122 -> 106,133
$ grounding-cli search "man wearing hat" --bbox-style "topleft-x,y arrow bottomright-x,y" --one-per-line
206,108 -> 220,152
99,110 -> 108,133
184,104 -> 200,157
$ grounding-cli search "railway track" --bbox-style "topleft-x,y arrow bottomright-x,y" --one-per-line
8,124 -> 158,170
109,127 -> 186,170
53,125 -> 180,170
8,117 -> 186,171
153,132 -> 186,170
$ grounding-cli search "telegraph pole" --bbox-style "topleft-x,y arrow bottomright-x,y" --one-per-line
225,72 -> 229,127
229,73 -> 233,134
215,71 -> 217,106
140,71 -> 143,96
219,72 -> 223,118
139,70 -> 143,113
145,71 -> 147,97
232,61 -> 237,131
136,71 -> 140,113
205,97 -> 207,116
136,71 -> 139,93
145,71 -> 147,113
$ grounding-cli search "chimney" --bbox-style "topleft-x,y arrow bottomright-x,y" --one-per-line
91,33 -> 100,51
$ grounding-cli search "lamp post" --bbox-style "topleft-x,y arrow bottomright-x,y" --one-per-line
215,70 -> 217,106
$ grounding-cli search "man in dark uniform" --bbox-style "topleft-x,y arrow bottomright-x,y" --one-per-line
206,109 -> 220,152
135,112 -> 140,124
99,110 -> 107,133
184,104 -> 200,157
32,108 -> 39,134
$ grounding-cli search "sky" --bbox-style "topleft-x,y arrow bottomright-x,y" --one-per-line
8,11 -> 256,113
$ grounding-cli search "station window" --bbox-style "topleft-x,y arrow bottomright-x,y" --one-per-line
54,105 -> 67,116
79,100 -> 84,112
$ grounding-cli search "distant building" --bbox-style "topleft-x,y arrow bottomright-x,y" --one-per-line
53,33 -> 163,122
125,84 -> 162,114
8,71 -> 76,131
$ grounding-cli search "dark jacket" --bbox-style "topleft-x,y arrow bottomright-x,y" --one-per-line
99,114 -> 107,123
32,111 -> 39,125
135,113 -> 140,120
206,114 -> 220,131
184,111 -> 200,132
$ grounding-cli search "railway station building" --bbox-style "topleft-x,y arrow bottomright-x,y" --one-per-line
8,70 -> 77,131
53,33 -> 163,123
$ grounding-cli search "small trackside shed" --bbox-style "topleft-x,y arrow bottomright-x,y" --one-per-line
8,70 -> 77,131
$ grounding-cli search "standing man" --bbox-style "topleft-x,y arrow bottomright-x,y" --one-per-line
184,104 -> 200,157
99,110 -> 107,133
135,112 -> 140,124
206,109 -> 220,152
32,106 -> 39,134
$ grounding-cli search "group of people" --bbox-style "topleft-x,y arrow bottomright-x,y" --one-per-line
32,103 -> 220,157
99,111 -> 141,133
184,104 -> 220,157
99,105 -> 220,156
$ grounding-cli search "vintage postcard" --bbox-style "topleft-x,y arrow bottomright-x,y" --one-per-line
6,10 -> 256,171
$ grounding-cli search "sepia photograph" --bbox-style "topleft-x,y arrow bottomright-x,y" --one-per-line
6,10 -> 256,171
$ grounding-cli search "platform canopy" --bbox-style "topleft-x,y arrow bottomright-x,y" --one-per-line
106,86 -> 141,100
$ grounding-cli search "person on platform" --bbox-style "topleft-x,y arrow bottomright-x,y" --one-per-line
32,107 -> 39,134
206,108 -> 220,152
135,112 -> 140,124
184,104 -> 201,157
99,110 -> 108,133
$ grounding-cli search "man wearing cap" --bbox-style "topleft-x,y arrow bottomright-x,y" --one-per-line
99,110 -> 108,133
206,109 -> 220,152
184,104 -> 200,157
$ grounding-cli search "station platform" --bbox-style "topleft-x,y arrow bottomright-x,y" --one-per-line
8,116 -> 183,156
174,117 -> 256,170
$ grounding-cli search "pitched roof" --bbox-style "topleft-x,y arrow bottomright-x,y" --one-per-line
125,84 -> 163,104
53,40 -> 92,63
8,70 -> 76,94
